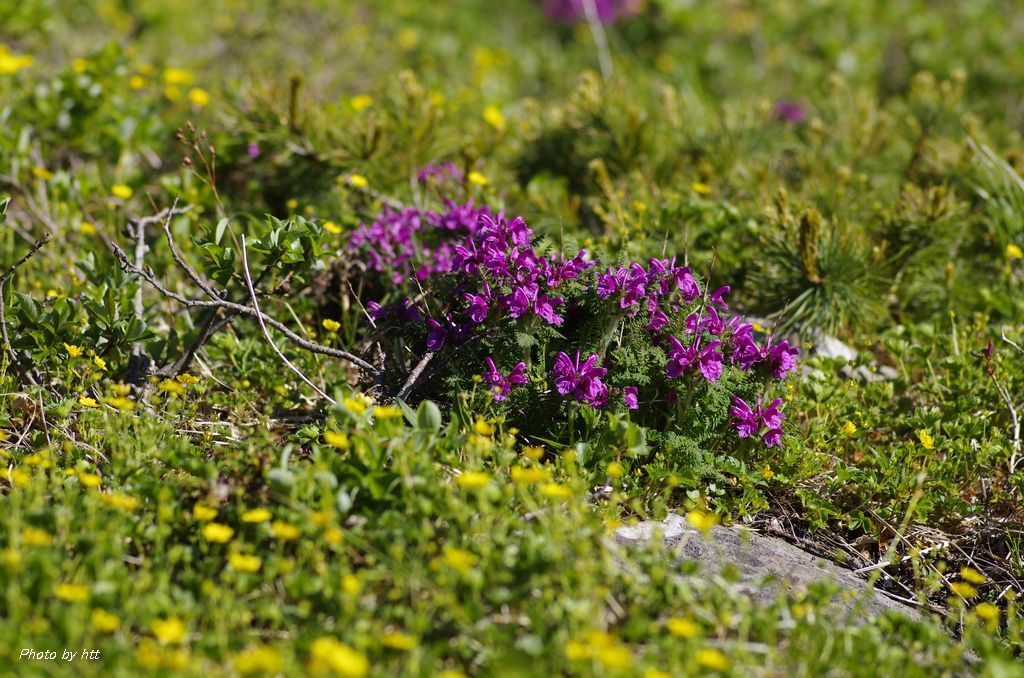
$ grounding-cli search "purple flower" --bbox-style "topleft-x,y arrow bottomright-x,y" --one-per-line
673,266 -> 700,301
426,318 -> 448,351
709,285 -> 731,310
774,100 -> 806,123
757,398 -> 786,430
534,294 -> 564,326
730,397 -> 759,438
462,282 -> 491,324
483,356 -> 528,401
763,428 -> 784,448
541,0 -> 635,23
697,341 -> 724,382
646,308 -> 669,332
665,336 -> 696,379
768,340 -> 800,379
247,142 -> 260,158
552,350 -> 608,408
624,386 -> 639,410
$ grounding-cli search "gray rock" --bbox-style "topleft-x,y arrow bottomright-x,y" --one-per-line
613,516 -> 924,621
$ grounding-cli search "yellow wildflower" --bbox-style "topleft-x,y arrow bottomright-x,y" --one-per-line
974,602 -> 1000,623
916,429 -> 935,450
666,617 -> 700,638
229,553 -> 262,573
949,581 -> 978,599
92,355 -> 107,370
80,221 -> 97,235
77,472 -> 102,489
341,574 -> 361,594
176,373 -> 200,385
233,646 -> 284,675
1007,243 -> 1023,260
286,199 -> 298,210
691,181 -> 711,195
163,67 -> 193,85
159,379 -> 187,396
351,94 -> 374,112
442,545 -> 477,574
105,397 -> 135,412
564,640 -> 590,661
373,405 -> 403,419
322,318 -> 341,332
510,466 -> 549,484
272,521 -> 301,541
474,417 -> 495,436
522,445 -> 544,461
32,166 -> 53,180
322,220 -> 342,234
323,431 -> 350,452
202,523 -> 234,543
687,510 -> 719,533
7,468 -> 30,487
111,184 -> 133,200
79,396 -> 99,408
468,171 -> 488,186
695,648 -> 730,671
761,465 -> 775,480
101,493 -> 140,511
1,548 -> 21,567
152,617 -> 187,644
344,397 -> 368,415
606,461 -> 624,478
960,567 -> 987,584
129,75 -> 145,89
841,421 -> 857,436
64,343 -> 84,357
397,28 -> 419,49
55,583 -> 90,602
455,471 -> 491,489
187,87 -> 210,107
22,527 -> 54,547
594,644 -> 632,670
193,505 -> 217,521
0,46 -> 34,75
483,105 -> 506,130
540,483 -> 572,499
91,608 -> 120,633
310,638 -> 369,678
349,174 -> 369,188
241,508 -> 272,523
381,631 -> 417,651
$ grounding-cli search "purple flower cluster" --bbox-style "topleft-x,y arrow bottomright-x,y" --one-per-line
541,0 -> 636,23
552,351 -> 608,408
483,357 -> 528,401
347,201 -> 495,284
730,397 -> 786,448
417,162 -> 464,187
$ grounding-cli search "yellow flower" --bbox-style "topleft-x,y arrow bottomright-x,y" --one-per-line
111,184 -> 133,200
229,553 -> 262,573
193,504 -> 217,521
129,75 -> 146,90
916,429 -> 935,450
960,567 -> 987,584
22,527 -> 54,547
564,640 -> 590,661
105,397 -> 135,412
373,405 -> 403,419
351,95 -> 374,112
455,471 -> 491,489
241,508 -> 273,523
77,472 -> 102,489
152,617 -> 187,644
540,483 -> 572,499
468,171 -> 488,186
187,87 -> 210,107
64,343 -> 84,357
473,417 -> 495,436
687,510 -> 719,533
7,468 -> 30,487
442,545 -> 477,574
78,396 -> 99,408
1007,243 -> 1024,260
349,174 -> 369,188
286,199 -> 298,210
71,58 -> 88,74
691,181 -> 711,195
32,166 -> 53,180
158,379 -> 186,396
176,373 -> 200,385
594,644 -> 632,670
272,521 -> 301,541
309,638 -> 369,678
380,631 -> 417,651
163,67 -> 193,85
344,397 -> 368,416
341,574 -> 361,594
666,617 -> 700,638
841,421 -> 857,436
974,602 -> 1000,623
644,669 -> 671,678
202,523 -> 234,543
0,47 -> 34,75
761,465 -> 775,480
949,581 -> 978,599
483,105 -> 506,130
510,466 -> 549,484
55,583 -> 90,602
322,318 -> 341,332
101,493 -> 140,511
233,645 -> 284,675
522,445 -> 544,461
1,548 -> 21,567
92,355 -> 107,370
695,648 -> 730,671
322,220 -> 342,234
91,608 -> 120,633
606,461 -> 624,478
80,221 -> 97,235
397,28 -> 419,50
112,382 -> 131,397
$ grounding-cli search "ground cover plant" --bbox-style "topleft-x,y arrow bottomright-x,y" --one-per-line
2,0 -> 1024,675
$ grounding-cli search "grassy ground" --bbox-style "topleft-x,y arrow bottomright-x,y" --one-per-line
2,0 -> 1024,675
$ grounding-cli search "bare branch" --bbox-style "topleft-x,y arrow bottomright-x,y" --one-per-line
241,234 -> 336,404
1,232 -> 53,367
397,350 -> 435,401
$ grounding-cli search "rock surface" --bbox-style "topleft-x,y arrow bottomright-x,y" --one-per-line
613,514 -> 922,621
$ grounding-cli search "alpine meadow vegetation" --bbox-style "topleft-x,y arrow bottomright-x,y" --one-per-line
2,0 -> 1024,676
